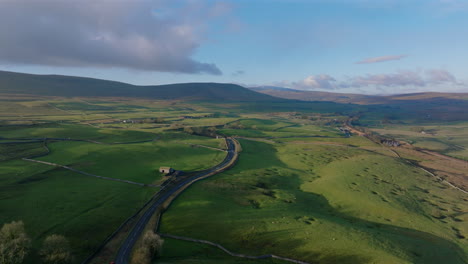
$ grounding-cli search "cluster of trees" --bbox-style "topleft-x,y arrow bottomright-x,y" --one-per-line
183,126 -> 218,137
124,117 -> 165,124
0,221 -> 72,264
223,121 -> 260,130
224,121 -> 245,129
141,117 -> 165,124
131,231 -> 164,264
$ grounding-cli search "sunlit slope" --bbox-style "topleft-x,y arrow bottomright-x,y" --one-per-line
160,139 -> 467,264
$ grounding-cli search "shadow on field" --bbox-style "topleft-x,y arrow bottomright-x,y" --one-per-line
289,183 -> 467,264
232,140 -> 466,264
161,139 -> 466,264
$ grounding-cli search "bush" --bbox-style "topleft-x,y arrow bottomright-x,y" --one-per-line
0,221 -> 31,264
131,231 -> 164,264
40,234 -> 72,264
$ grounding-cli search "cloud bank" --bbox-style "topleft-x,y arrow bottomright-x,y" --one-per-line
0,0 -> 224,75
294,75 -> 337,90
286,69 -> 461,91
356,55 -> 407,64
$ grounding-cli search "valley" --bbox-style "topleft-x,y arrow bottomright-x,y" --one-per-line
0,72 -> 466,264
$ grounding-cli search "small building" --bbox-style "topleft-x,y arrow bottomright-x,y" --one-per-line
159,167 -> 174,175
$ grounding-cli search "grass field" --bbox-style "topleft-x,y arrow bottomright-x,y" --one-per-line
0,159 -> 156,263
156,238 -> 290,264
370,122 -> 468,160
0,116 -> 227,263
1,95 -> 467,264
0,123 -> 157,143
36,137 -> 225,184
159,138 -> 467,264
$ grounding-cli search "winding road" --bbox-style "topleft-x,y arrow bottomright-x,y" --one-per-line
114,137 -> 238,264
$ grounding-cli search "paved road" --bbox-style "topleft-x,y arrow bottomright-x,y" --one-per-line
114,138 -> 237,264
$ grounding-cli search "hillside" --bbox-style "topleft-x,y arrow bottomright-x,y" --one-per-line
0,70 -> 281,102
250,86 -> 468,105
250,87 -> 374,104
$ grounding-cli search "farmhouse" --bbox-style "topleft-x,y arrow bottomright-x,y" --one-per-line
159,167 -> 174,175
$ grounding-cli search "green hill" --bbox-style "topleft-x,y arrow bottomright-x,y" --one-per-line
0,70 -> 281,102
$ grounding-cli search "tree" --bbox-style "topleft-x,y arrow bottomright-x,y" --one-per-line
154,117 -> 165,123
40,234 -> 72,264
0,221 -> 31,264
131,231 -> 164,264
183,126 -> 194,134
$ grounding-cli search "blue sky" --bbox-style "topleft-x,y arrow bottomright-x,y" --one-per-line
0,0 -> 467,94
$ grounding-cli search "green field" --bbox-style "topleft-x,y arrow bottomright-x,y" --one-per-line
0,110 -> 228,263
1,94 -> 467,264
156,238 -> 290,263
0,159 -> 155,263
159,138 -> 467,264
371,122 -> 468,160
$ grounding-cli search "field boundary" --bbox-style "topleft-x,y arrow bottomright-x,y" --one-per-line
417,165 -> 467,194
159,233 -> 310,264
178,142 -> 227,152
22,158 -> 160,187
347,123 -> 468,194
0,136 -> 159,145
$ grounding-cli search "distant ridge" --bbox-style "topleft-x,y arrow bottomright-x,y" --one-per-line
0,70 -> 282,102
249,86 -> 301,92
250,86 -> 468,104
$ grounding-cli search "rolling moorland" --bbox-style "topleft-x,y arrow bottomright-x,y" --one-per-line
0,71 -> 467,264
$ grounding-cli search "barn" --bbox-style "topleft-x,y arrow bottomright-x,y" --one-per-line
159,167 -> 174,175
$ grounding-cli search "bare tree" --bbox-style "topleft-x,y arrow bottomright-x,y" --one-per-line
131,231 -> 164,264
0,221 -> 31,264
40,234 -> 72,264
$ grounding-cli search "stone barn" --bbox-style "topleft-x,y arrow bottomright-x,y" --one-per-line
159,167 -> 174,175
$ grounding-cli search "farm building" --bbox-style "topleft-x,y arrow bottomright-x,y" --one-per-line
159,167 -> 174,175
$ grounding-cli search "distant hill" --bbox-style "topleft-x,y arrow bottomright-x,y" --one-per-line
0,70 -> 281,102
250,87 -> 375,104
249,86 -> 301,92
251,86 -> 468,104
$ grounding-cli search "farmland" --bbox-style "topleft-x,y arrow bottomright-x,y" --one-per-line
370,122 -> 468,160
0,90 -> 467,264
0,96 -> 231,263
159,138 -> 467,264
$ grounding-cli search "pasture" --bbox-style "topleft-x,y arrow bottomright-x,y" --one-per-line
159,139 -> 467,264
370,122 -> 468,160
1,95 -> 467,264
0,99 -> 229,263
0,159 -> 156,263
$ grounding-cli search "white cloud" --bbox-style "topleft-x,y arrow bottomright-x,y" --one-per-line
346,70 -> 425,87
0,0 -> 225,75
282,69 -> 463,93
298,75 -> 337,89
356,55 -> 407,64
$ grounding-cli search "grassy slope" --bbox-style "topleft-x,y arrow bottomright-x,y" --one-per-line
0,159 -> 155,263
0,123 -> 156,142
157,238 -> 289,263
1,94 -> 467,263
37,139 -> 225,184
0,70 -> 280,102
159,138 -> 467,264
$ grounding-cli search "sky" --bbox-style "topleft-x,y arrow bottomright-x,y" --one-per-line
0,0 -> 467,95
